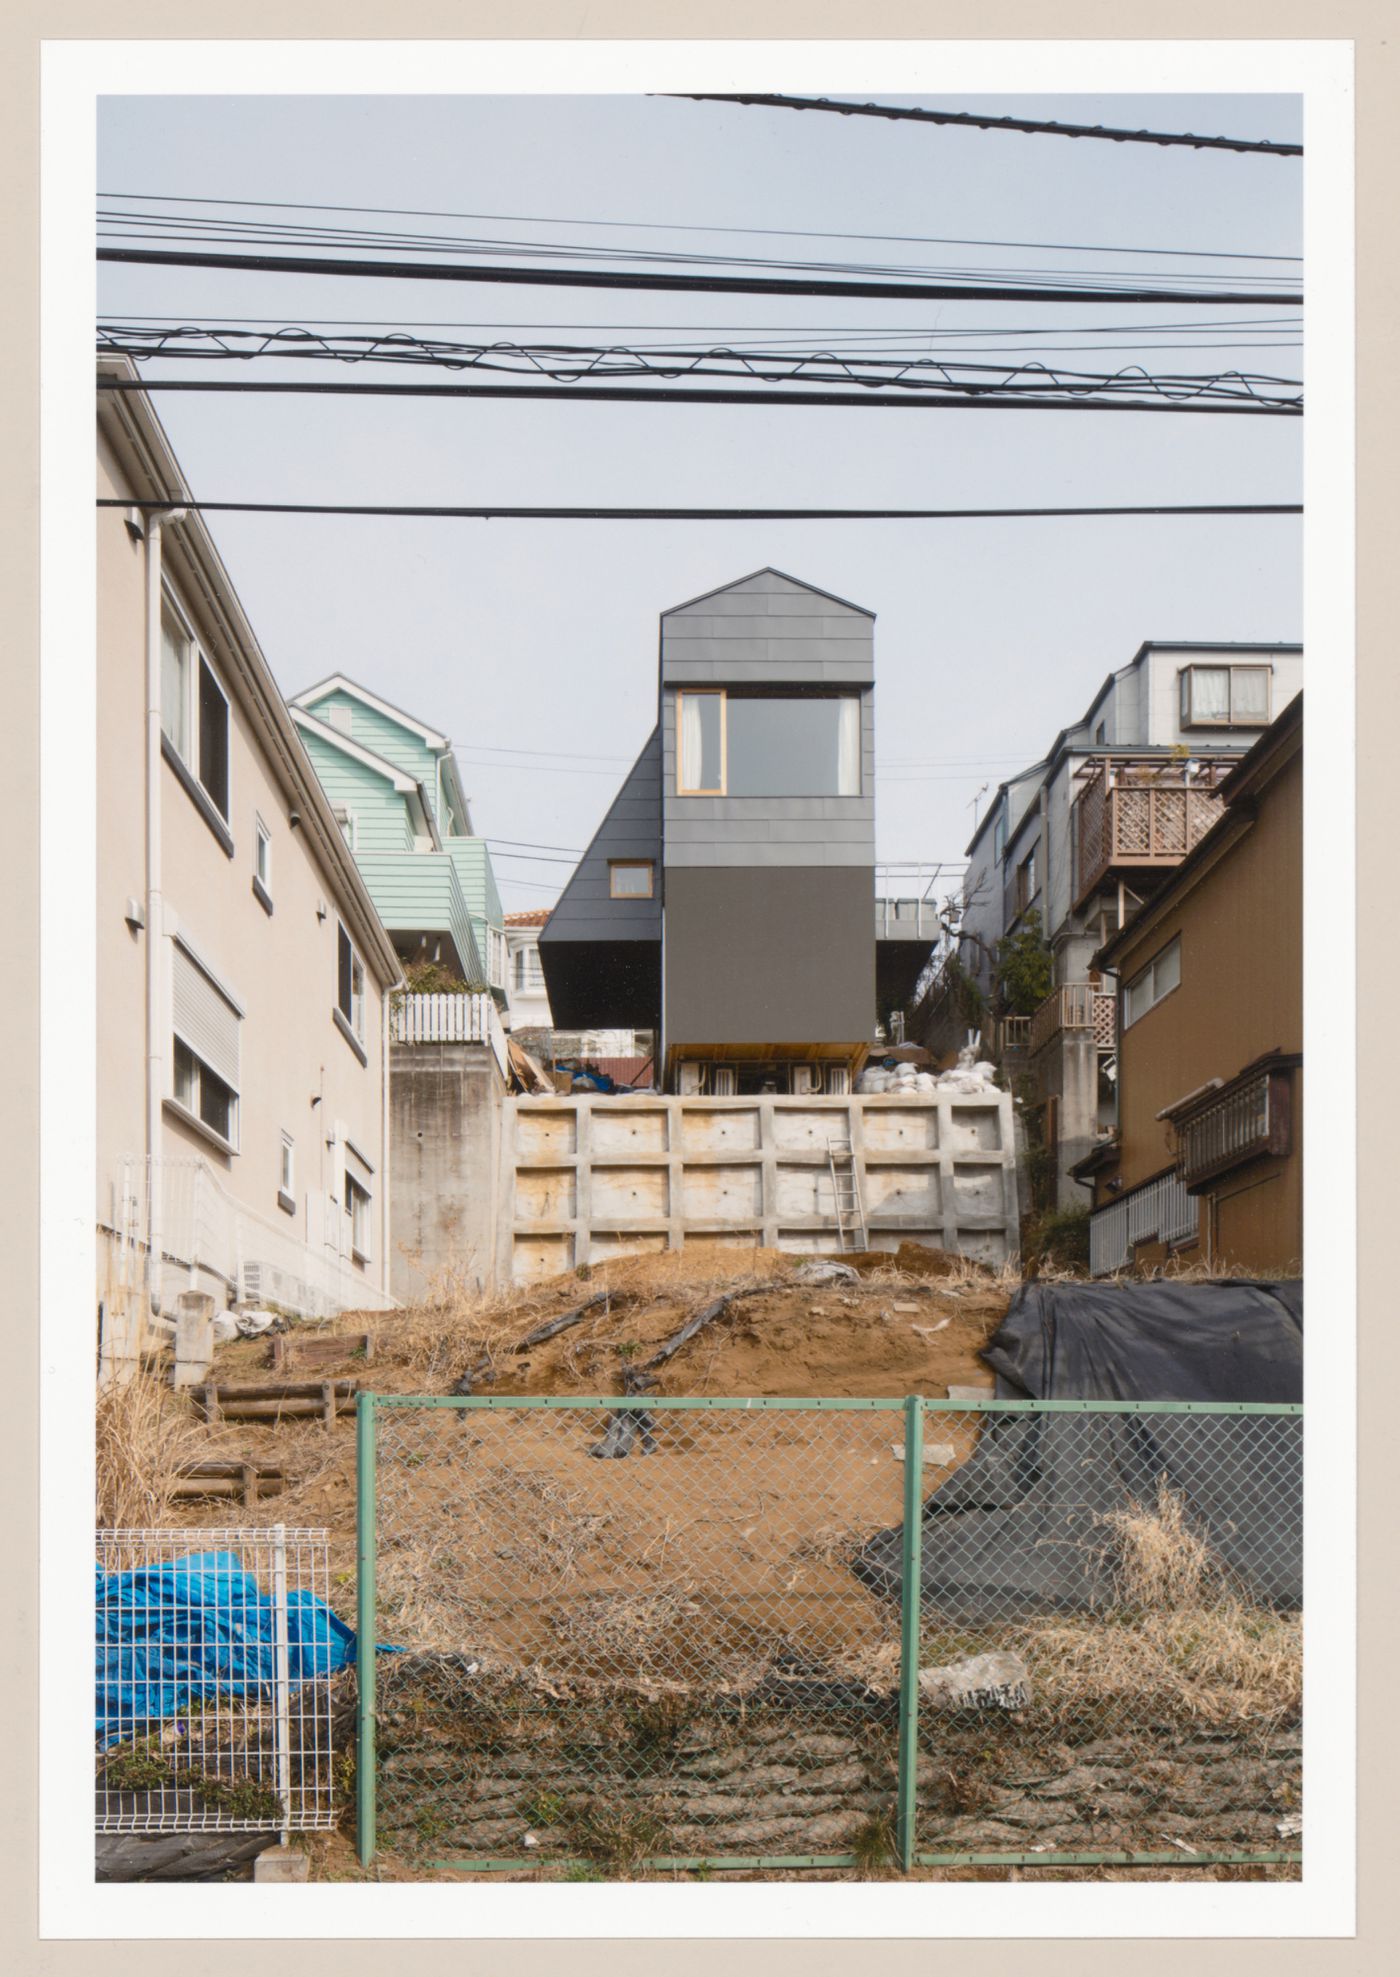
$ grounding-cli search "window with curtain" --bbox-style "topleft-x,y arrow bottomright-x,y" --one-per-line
677,691 -> 861,796
1180,664 -> 1272,728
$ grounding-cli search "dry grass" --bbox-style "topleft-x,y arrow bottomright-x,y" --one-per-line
1100,1476 -> 1216,1609
96,1371 -> 208,1527
1021,1602 -> 1301,1725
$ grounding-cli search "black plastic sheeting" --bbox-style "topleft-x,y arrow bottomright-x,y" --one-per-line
853,1280 -> 1302,1616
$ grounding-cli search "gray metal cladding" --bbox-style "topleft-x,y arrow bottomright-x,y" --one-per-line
661,568 -> 874,686
539,727 -> 663,945
663,865 -> 876,1046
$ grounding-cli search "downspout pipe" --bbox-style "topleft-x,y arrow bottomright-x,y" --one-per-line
144,509 -> 186,1313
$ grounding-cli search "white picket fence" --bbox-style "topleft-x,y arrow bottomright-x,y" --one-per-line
390,991 -> 509,1078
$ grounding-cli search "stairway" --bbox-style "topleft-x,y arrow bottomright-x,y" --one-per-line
826,1138 -> 868,1254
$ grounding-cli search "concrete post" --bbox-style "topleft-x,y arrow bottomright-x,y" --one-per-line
173,1291 -> 216,1389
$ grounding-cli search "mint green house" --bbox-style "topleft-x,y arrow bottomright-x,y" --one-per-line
289,676 -> 507,1002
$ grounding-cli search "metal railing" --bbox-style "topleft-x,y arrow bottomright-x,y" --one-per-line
391,991 -> 509,1078
1029,983 -> 1118,1057
355,1395 -> 1301,1877
102,1155 -> 398,1334
96,1527 -> 339,1836
1089,1168 -> 1200,1275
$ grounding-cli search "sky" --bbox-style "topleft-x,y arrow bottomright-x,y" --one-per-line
95,91 -> 1303,913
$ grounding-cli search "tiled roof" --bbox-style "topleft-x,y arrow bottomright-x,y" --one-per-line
504,909 -> 552,927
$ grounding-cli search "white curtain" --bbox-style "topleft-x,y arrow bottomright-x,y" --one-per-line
680,693 -> 704,789
1190,668 -> 1231,720
837,696 -> 861,795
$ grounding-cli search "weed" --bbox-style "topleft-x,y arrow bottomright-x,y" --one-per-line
102,1738 -> 173,1793
192,1772 -> 285,1822
411,1803 -> 450,1847
521,1789 -> 567,1829
562,1861 -> 606,1882
625,1694 -> 693,1756
850,1810 -> 897,1877
565,1801 -> 673,1875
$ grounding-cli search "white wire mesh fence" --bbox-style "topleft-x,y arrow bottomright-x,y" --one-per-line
96,1527 -> 341,1835
357,1397 -> 1302,1875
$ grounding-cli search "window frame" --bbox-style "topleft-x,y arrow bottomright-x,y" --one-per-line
335,921 -> 368,1061
160,584 -> 234,843
345,1170 -> 373,1265
512,941 -> 545,994
1014,844 -> 1039,917
676,688 -> 727,795
1122,935 -> 1182,1030
1178,663 -> 1273,731
253,815 -> 273,913
169,1035 -> 240,1154
609,859 -> 655,900
675,688 -> 862,798
278,1132 -> 297,1215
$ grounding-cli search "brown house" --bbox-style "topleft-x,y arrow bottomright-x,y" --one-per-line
1076,694 -> 1302,1276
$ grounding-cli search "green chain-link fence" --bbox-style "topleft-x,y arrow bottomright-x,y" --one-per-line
356,1396 -> 1302,1878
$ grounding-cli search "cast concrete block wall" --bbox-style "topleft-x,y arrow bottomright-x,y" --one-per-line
503,1092 -> 1019,1283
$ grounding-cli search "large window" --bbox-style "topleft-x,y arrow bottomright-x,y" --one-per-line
1178,664 -> 1271,730
162,593 -> 230,822
169,939 -> 241,1151
1123,936 -> 1181,1028
677,691 -> 861,797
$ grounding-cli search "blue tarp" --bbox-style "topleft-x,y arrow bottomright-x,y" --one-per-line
96,1550 -> 356,1745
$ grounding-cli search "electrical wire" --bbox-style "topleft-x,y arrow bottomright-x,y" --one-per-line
100,497 -> 1303,521
669,94 -> 1303,156
95,246 -> 1304,308
94,327 -> 1301,411
94,376 -> 1301,416
96,189 -> 1303,263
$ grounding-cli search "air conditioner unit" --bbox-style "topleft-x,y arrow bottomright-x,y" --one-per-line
677,1061 -> 703,1097
791,1065 -> 820,1095
709,1066 -> 737,1097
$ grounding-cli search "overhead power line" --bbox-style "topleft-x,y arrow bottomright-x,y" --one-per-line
670,94 -> 1304,157
94,376 -> 1301,417
99,498 -> 1302,522
97,189 -> 1303,261
94,329 -> 1301,414
95,246 -> 1303,309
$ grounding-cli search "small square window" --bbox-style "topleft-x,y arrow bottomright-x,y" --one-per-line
609,860 -> 655,899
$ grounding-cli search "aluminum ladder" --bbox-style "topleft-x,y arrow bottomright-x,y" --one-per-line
826,1137 -> 868,1254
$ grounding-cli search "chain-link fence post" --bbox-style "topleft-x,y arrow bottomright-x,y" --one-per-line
356,1392 -> 377,1868
895,1392 -> 924,1873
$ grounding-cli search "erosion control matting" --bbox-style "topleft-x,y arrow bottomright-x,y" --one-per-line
854,1280 -> 1303,1614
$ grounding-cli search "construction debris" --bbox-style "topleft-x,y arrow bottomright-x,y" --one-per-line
918,1651 -> 1032,1711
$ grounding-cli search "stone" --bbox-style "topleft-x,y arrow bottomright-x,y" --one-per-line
891,1441 -> 958,1466
919,1651 -> 1031,1711
253,1846 -> 309,1883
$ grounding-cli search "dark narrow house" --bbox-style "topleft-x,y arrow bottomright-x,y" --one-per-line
540,568 -> 882,1093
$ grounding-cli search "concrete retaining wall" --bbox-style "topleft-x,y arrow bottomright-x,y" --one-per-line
503,1091 -> 1019,1285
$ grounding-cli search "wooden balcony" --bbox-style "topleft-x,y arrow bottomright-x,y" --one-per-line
1029,983 -> 1117,1057
1073,758 -> 1234,905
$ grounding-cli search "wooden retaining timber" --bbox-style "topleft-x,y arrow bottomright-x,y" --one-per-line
266,1332 -> 373,1373
171,1460 -> 287,1506
196,1379 -> 359,1427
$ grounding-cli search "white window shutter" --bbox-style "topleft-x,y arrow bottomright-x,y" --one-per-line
172,942 -> 241,1090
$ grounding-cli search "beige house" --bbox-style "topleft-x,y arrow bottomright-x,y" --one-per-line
96,357 -> 402,1370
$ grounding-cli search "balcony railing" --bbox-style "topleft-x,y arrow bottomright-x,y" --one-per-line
1073,757 -> 1235,904
1029,983 -> 1117,1057
391,991 -> 509,1078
